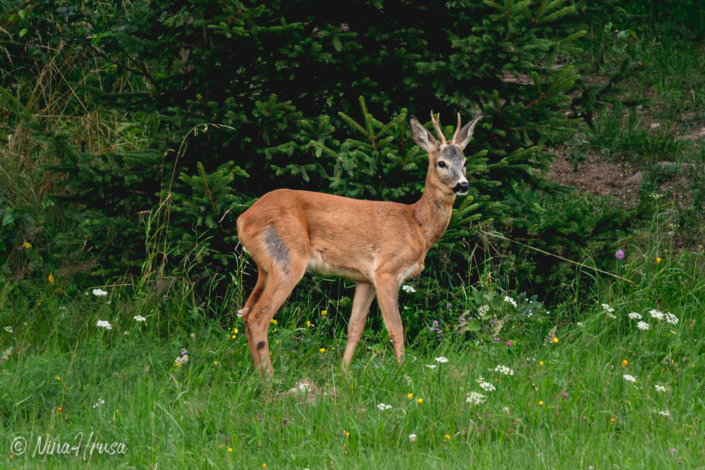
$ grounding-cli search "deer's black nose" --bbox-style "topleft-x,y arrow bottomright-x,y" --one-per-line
454,182 -> 469,194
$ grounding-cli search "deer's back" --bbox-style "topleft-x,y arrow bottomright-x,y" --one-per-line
237,189 -> 425,281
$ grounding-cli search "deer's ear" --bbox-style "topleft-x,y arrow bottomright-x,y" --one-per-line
454,116 -> 482,151
409,116 -> 438,153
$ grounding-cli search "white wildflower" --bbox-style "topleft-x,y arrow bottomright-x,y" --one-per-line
479,382 -> 496,392
435,357 -> 448,363
492,319 -> 505,336
466,392 -> 486,405
649,309 -> 664,320
478,304 -> 490,318
628,312 -> 642,319
92,288 -> 108,296
623,374 -> 637,383
504,296 -> 517,308
576,322 -> 584,326
298,383 -> 310,392
664,313 -> 678,325
494,365 -> 514,376
408,434 -> 417,442
175,355 -> 189,365
545,325 -> 557,344
93,398 -> 106,408
3,326 -> 12,333
601,303 -> 615,313
96,320 -> 112,330
637,321 -> 650,330
658,410 -> 670,416
425,364 -> 437,369
402,285 -> 416,293
0,347 -> 13,363
377,403 -> 392,411
654,385 -> 666,392
133,315 -> 147,322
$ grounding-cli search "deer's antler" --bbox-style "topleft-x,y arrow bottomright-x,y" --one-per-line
430,111 -> 447,145
451,113 -> 462,144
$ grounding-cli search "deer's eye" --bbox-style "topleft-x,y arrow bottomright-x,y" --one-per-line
438,161 -> 446,168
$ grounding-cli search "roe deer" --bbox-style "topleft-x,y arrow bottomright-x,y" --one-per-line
237,111 -> 482,375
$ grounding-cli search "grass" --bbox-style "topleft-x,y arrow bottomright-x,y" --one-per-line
1,248 -> 704,469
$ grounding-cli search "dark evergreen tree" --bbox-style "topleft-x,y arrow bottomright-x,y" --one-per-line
1,0 -> 650,298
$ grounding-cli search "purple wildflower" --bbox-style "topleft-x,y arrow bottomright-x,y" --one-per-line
258,414 -> 263,423
181,349 -> 188,356
494,337 -> 500,342
615,249 -> 625,260
506,341 -> 512,346
563,393 -> 568,398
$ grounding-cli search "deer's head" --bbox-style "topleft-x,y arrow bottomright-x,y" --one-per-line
409,112 -> 482,196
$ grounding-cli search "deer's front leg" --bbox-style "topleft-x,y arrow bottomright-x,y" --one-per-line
373,274 -> 405,363
342,282 -> 376,369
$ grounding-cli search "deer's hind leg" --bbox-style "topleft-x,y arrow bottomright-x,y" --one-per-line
241,266 -> 268,366
244,225 -> 309,376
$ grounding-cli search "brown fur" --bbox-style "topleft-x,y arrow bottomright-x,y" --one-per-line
236,111 -> 482,375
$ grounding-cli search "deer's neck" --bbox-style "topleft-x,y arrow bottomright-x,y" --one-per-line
412,173 -> 456,250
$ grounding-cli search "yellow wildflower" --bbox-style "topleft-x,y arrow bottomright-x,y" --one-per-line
417,398 -> 423,404
321,310 -> 327,315
23,241 -> 32,249
57,407 -> 62,412
270,319 -> 277,325
48,273 -> 55,285
56,376 -> 60,380
553,337 -> 559,343
228,448 -> 232,452
622,359 -> 628,367
444,434 -> 451,440
539,361 -> 544,366
233,328 -> 239,334
232,335 -> 236,339
611,418 -> 615,424
539,401 -> 544,406
407,393 -> 413,399
319,348 -> 326,353
656,257 -> 662,263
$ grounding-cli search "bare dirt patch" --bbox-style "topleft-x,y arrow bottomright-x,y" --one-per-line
546,151 -> 642,201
